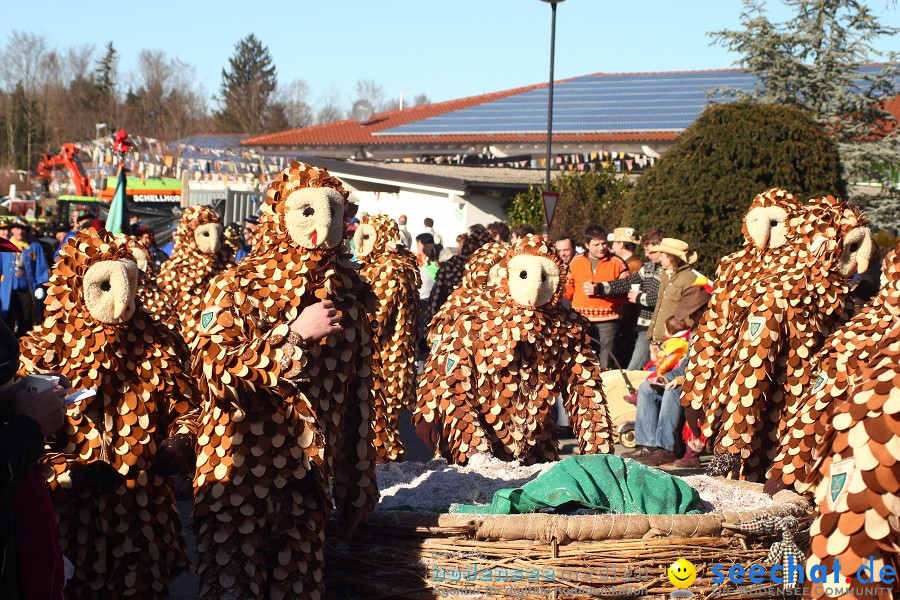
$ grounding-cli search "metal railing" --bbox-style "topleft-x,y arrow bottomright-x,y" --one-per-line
185,187 -> 262,225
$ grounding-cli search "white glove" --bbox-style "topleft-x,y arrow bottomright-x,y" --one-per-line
34,287 -> 46,301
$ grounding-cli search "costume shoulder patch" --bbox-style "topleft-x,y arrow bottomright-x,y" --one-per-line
747,315 -> 766,341
200,306 -> 219,331
827,457 -> 855,510
445,352 -> 460,375
811,372 -> 827,394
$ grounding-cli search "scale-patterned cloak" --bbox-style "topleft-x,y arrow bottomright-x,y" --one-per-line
190,161 -> 377,600
18,229 -> 198,600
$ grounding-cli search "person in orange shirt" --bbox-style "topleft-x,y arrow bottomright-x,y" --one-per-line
564,224 -> 629,368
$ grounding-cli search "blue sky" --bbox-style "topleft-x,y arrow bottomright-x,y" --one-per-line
6,0 -> 899,108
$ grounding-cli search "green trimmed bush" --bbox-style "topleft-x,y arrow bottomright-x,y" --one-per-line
624,103 -> 845,275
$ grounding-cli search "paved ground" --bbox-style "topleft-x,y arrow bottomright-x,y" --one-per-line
167,411 -> 707,598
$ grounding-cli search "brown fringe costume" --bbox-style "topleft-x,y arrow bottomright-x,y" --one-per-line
190,162 -> 377,600
156,205 -> 233,346
354,214 -> 422,462
414,235 -> 613,465
18,229 -> 198,599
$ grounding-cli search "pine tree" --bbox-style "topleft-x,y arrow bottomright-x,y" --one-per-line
625,102 -> 844,274
94,42 -> 116,99
216,34 -> 278,133
711,0 -> 900,228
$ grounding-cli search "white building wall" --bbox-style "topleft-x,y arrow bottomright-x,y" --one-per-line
348,188 -> 466,244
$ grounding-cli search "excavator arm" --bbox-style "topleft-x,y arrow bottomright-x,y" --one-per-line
35,143 -> 93,197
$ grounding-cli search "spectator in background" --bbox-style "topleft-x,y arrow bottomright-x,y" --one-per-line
594,228 -> 665,369
397,214 -> 413,248
510,224 -> 536,245
644,238 -> 702,360
423,217 -> 443,245
54,211 -> 94,260
128,215 -> 142,235
553,235 -> 577,267
416,232 -> 435,267
627,277 -> 711,467
0,219 -> 8,242
160,224 -> 176,257
608,227 -> 644,276
564,224 -> 629,368
236,215 -> 259,262
487,221 -> 511,244
138,226 -> 169,271
0,220 -> 50,337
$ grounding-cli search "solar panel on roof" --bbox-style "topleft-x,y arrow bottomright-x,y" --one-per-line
376,67 -> 898,136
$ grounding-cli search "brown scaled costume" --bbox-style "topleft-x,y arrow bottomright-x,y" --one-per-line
19,229 -> 198,600
802,249 -> 900,600
415,235 -> 613,465
119,234 -> 179,329
353,214 -> 421,462
156,205 -> 233,346
683,192 -> 872,481
426,241 -> 509,348
191,161 -> 377,600
769,246 -> 900,491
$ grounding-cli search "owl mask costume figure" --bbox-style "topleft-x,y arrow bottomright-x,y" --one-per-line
768,246 -> 899,492
683,191 -> 873,481
118,234 -> 178,329
415,235 -> 613,465
190,161 -> 377,600
156,205 -> 233,346
352,214 -> 422,462
427,241 -> 509,348
802,250 -> 900,600
18,229 -> 199,600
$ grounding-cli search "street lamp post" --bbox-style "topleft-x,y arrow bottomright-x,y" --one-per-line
541,0 -> 563,193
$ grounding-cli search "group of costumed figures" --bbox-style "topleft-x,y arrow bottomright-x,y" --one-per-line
17,156 -> 899,600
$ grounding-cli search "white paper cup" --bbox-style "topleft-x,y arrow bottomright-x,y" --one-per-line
630,284 -> 641,292
25,374 -> 60,395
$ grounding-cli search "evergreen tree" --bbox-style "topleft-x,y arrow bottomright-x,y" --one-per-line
711,0 -> 900,227
216,34 -> 278,133
94,42 -> 116,99
624,102 -> 844,275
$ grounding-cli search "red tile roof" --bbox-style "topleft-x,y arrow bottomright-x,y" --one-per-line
241,82 -> 556,147
242,67 -> 899,149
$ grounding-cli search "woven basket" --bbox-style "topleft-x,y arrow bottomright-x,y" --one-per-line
324,479 -> 811,600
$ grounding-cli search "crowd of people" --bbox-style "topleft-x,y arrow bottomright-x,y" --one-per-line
0,171 -> 891,599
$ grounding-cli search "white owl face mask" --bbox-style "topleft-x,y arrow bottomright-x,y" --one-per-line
194,222 -> 223,254
83,258 -> 139,324
284,187 -> 346,250
506,254 -> 560,309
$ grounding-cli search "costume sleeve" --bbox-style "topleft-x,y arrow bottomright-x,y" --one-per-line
563,330 -> 614,455
332,317 -> 378,514
191,281 -> 302,410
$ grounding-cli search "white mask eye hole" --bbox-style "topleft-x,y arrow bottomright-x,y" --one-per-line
303,206 -> 314,217
100,280 -> 111,292
519,270 -> 528,279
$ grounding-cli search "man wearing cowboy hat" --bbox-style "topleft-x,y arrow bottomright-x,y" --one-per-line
644,238 -> 701,348
608,227 -> 644,276
0,218 -> 50,337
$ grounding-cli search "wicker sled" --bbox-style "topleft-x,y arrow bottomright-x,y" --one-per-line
325,479 -> 811,600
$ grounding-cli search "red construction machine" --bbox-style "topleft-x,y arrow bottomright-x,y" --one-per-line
35,143 -> 93,198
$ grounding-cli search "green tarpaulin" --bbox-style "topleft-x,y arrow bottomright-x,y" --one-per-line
453,455 -> 705,515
